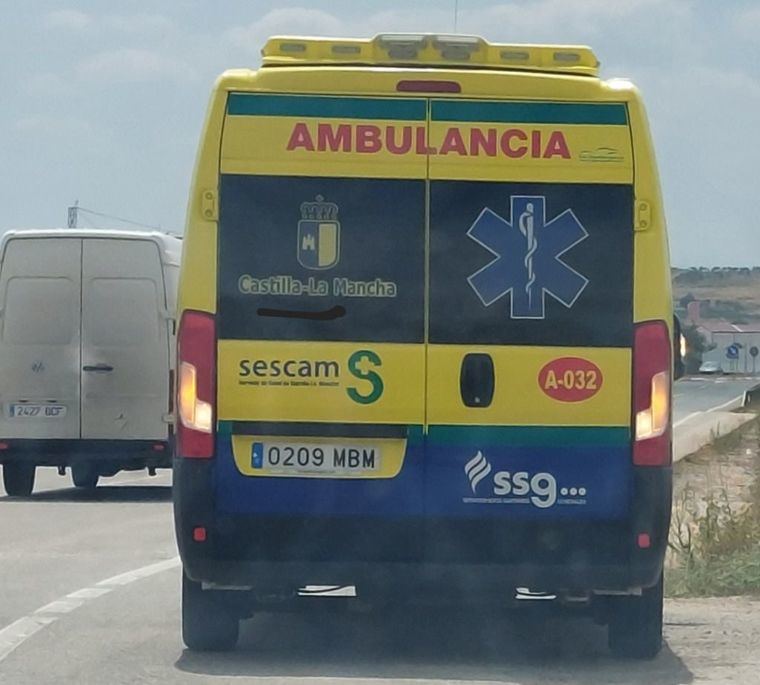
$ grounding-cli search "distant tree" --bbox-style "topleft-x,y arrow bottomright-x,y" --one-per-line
682,323 -> 709,374
679,292 -> 695,308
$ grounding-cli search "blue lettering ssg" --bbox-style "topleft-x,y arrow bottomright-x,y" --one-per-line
467,195 -> 589,319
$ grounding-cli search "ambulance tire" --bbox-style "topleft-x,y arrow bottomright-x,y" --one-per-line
2,463 -> 36,497
72,465 -> 99,490
182,572 -> 240,651
608,574 -> 663,659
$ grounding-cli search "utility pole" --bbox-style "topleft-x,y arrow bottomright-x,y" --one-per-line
67,200 -> 79,228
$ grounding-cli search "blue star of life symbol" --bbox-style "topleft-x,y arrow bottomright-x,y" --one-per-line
467,195 -> 589,319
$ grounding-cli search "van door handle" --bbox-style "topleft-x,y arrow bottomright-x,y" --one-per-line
83,364 -> 114,373
460,353 -> 495,408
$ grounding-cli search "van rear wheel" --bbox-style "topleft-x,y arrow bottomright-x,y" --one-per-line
72,465 -> 99,490
2,463 -> 36,497
182,572 -> 239,651
608,574 -> 663,659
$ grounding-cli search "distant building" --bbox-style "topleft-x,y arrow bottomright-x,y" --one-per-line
686,300 -> 701,324
697,320 -> 760,373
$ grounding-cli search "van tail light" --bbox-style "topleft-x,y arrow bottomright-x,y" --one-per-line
177,310 -> 215,458
633,320 -> 671,466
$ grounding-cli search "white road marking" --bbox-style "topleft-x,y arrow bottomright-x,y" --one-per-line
674,411 -> 702,428
0,617 -> 56,661
33,598 -> 86,615
674,393 -> 748,428
0,556 -> 179,663
96,557 -> 178,587
66,587 -> 112,600
707,394 -> 745,412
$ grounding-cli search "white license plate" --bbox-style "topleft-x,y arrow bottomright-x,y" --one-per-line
9,404 -> 67,418
252,442 -> 381,476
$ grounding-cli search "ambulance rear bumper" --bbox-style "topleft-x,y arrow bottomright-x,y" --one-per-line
174,460 -> 670,595
181,559 -> 662,597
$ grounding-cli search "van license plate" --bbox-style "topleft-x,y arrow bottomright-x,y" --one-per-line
252,442 -> 381,476
9,404 -> 67,418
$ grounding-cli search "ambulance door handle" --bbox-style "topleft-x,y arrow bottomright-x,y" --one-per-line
459,353 -> 495,408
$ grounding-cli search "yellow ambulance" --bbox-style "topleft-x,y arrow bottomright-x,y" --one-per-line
174,34 -> 677,657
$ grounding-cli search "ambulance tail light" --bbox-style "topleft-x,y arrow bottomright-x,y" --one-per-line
177,311 -> 215,459
633,320 -> 672,466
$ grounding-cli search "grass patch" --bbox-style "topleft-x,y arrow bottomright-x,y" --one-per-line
667,544 -> 760,597
667,477 -> 760,597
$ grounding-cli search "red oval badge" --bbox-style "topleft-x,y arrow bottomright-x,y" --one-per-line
538,357 -> 603,402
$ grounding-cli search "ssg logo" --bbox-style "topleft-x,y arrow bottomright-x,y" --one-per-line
467,195 -> 589,319
346,350 -> 383,404
463,452 -> 573,509
465,451 -> 492,494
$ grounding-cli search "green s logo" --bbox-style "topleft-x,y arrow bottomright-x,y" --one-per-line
347,350 -> 384,404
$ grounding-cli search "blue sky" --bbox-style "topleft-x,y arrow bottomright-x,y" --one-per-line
1,1 -> 759,265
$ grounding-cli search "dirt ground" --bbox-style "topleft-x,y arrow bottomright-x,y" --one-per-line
672,417 -> 760,517
648,419 -> 760,683
656,597 -> 760,684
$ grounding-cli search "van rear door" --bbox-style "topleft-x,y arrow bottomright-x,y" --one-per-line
80,239 -> 170,440
424,98 -> 634,520
0,238 -> 81,439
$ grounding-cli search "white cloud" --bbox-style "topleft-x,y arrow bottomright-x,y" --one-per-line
345,9 -> 453,35
14,115 -> 101,139
226,8 -> 346,52
104,13 -> 176,35
344,0 -> 691,39
733,5 -> 760,39
76,48 -> 191,83
692,67 -> 760,100
455,0 -> 692,44
43,10 -> 176,38
44,9 -> 92,31
23,73 -> 71,97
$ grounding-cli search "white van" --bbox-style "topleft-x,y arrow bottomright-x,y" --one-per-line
0,229 -> 180,496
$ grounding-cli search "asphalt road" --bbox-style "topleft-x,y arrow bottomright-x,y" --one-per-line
2,463 -> 760,683
673,375 -> 758,425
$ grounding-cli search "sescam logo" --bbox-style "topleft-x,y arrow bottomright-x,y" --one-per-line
346,350 -> 384,404
463,452 -> 588,509
238,349 -> 383,404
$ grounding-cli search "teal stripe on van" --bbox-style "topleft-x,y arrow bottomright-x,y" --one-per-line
427,425 -> 630,447
217,421 -> 629,447
227,93 -> 427,121
432,100 -> 628,125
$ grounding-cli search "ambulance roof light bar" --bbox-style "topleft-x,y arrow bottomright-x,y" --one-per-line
261,34 -> 599,76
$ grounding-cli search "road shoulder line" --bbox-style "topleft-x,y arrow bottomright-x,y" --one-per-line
0,556 -> 179,664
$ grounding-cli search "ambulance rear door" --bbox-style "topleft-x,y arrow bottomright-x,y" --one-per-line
215,92 -> 428,518
424,97 -> 636,522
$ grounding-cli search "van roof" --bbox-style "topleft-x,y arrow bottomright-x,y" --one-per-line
261,34 -> 600,77
1,228 -> 182,265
